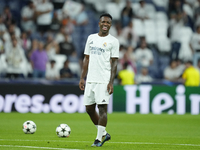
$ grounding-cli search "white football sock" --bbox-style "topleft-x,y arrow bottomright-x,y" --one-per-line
95,125 -> 107,136
96,125 -> 106,141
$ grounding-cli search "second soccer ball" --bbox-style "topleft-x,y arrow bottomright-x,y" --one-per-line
56,124 -> 71,137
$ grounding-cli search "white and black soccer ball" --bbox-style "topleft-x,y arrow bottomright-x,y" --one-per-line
56,124 -> 71,137
22,120 -> 37,134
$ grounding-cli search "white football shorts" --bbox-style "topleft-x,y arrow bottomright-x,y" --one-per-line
84,82 -> 111,105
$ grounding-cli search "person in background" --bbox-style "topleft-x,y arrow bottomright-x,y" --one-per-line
164,59 -> 181,82
30,41 -> 48,78
2,5 -> 13,27
135,0 -> 149,21
121,0 -> 134,28
190,25 -> 200,66
5,38 -> 26,78
45,60 -> 60,80
59,34 -> 75,57
45,34 -> 60,59
134,39 -> 153,70
136,67 -> 153,84
60,60 -> 73,79
21,0 -> 36,34
118,61 -> 134,85
182,60 -> 200,86
20,31 -> 32,59
196,59 -> 200,72
35,0 -> 53,33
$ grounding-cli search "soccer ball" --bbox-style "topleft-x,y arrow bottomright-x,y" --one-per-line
56,124 -> 71,137
22,120 -> 37,134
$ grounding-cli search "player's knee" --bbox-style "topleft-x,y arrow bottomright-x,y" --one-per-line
86,106 -> 95,115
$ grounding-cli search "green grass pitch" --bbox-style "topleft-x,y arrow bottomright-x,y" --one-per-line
0,112 -> 199,150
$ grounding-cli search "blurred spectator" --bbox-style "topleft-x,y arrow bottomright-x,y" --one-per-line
134,39 -> 153,69
45,34 -> 60,59
20,31 -> 31,55
0,38 -> 4,54
136,67 -> 153,84
55,26 -> 66,43
169,11 -> 184,60
168,0 -> 183,17
50,11 -> 61,32
51,0 -> 65,10
120,46 -> 137,73
59,34 -> 75,57
45,60 -> 60,80
5,38 -> 26,78
109,22 -> 126,46
135,0 -> 149,21
0,15 -> 7,36
75,5 -> 88,26
35,0 -> 54,33
3,22 -> 21,43
164,59 -> 181,82
117,62 -> 135,85
62,0 -> 83,20
28,39 -> 39,61
60,60 -> 73,78
21,0 -> 36,34
30,41 -> 48,78
68,51 -> 79,63
190,25 -> 200,66
62,15 -> 75,35
182,60 -> 200,86
196,59 -> 200,72
120,0 -> 134,27
122,21 -> 138,48
194,0 -> 200,26
2,6 -> 13,27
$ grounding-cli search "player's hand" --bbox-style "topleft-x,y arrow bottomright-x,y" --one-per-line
79,79 -> 85,90
107,83 -> 113,95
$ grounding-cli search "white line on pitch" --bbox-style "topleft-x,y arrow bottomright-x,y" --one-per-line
0,145 -> 80,150
0,139 -> 200,147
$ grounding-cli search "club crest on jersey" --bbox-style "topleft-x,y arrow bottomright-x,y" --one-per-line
103,42 -> 107,47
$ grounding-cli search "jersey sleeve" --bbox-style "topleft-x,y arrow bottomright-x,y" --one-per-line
111,38 -> 119,58
84,35 -> 91,55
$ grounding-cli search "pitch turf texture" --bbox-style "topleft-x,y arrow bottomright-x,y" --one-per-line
0,113 -> 199,150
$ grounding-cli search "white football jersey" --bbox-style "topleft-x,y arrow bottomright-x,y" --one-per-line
84,33 -> 119,83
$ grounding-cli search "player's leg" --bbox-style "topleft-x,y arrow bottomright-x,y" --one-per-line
96,104 -> 107,140
85,104 -> 99,125
91,83 -> 111,147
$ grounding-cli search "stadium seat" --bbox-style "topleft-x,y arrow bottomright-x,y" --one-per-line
144,20 -> 157,44
132,19 -> 145,36
179,43 -> 193,61
52,54 -> 67,71
155,12 -> 168,22
0,54 -> 7,74
132,3 -> 140,15
145,3 -> 156,19
157,37 -> 171,53
69,62 -> 81,77
156,20 -> 169,41
152,0 -> 168,9
179,27 -> 193,44
105,2 -> 121,20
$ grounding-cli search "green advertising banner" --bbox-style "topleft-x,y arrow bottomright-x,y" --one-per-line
113,85 -> 200,115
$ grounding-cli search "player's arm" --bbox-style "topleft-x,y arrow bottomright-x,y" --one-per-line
107,57 -> 118,94
79,55 -> 89,90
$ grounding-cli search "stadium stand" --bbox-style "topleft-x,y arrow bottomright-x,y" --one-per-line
0,0 -> 199,86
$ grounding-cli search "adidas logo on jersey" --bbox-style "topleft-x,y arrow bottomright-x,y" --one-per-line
102,99 -> 106,102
